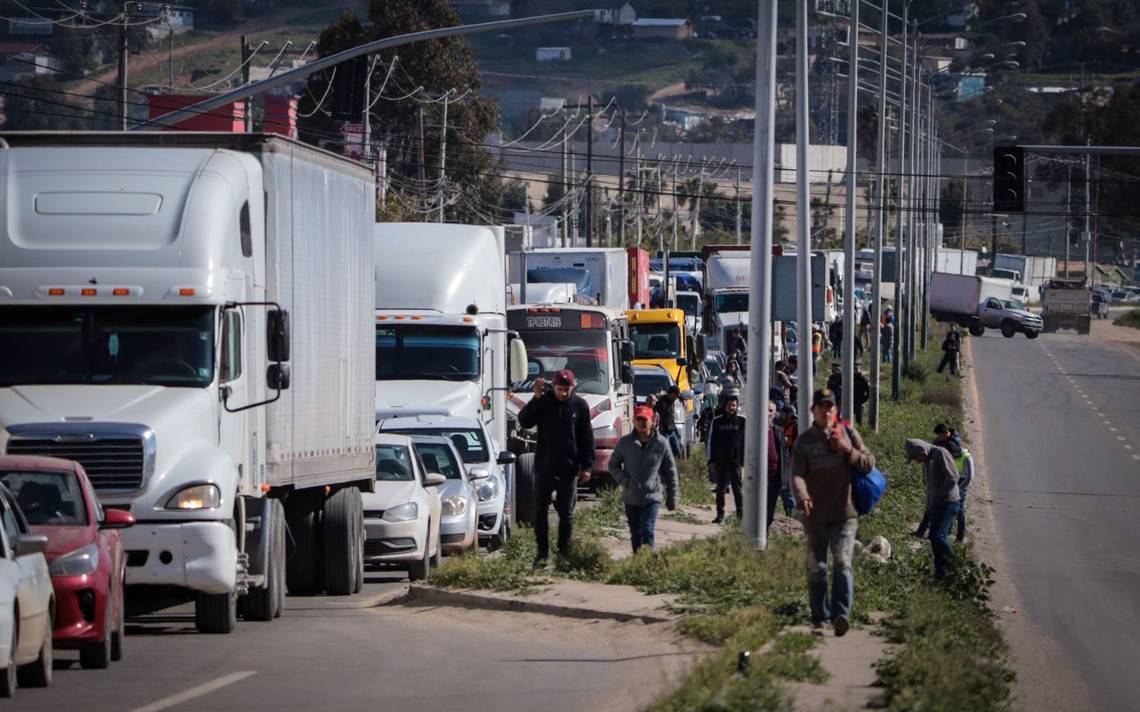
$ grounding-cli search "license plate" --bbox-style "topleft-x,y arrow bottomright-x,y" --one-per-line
527,316 -> 562,328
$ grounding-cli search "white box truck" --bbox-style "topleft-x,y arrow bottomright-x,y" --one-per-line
0,133 -> 376,633
929,272 -> 1042,338
521,248 -> 629,309
372,223 -> 527,546
704,253 -> 750,350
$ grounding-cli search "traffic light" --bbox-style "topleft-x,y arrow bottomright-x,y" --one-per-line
992,146 -> 1025,213
330,57 -> 370,120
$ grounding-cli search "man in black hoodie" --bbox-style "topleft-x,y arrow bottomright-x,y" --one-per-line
706,394 -> 745,523
905,439 -> 961,579
518,369 -> 595,567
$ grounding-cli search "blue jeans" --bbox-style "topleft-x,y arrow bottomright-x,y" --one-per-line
930,501 -> 961,579
955,485 -> 968,540
804,517 -> 858,625
666,431 -> 682,457
624,502 -> 660,552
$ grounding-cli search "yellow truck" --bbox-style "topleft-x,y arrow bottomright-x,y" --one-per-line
625,308 -> 702,413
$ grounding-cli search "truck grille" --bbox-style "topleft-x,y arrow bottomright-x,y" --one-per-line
5,423 -> 155,493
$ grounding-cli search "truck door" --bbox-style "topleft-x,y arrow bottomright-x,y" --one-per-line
219,304 -> 254,496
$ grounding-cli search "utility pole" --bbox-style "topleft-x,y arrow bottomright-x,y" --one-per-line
167,19 -> 175,93
919,86 -> 931,351
417,106 -> 427,204
869,0 -> 889,431
905,28 -> 920,369
586,96 -> 594,247
795,0 -> 814,432
241,37 -> 251,132
571,145 -> 578,245
735,167 -> 743,245
841,0 -> 860,423
672,161 -> 679,251
561,122 -> 569,245
438,97 -> 449,223
991,214 -> 998,269
635,132 -> 643,247
891,6 -> 908,401
362,57 -> 372,164
618,110 -> 627,246
691,166 -> 704,250
1084,146 -> 1092,280
1064,165 -> 1072,278
657,157 -> 665,254
118,3 -> 130,130
605,198 -> 613,247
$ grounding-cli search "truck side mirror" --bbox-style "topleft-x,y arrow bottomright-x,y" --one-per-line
267,363 -> 291,391
620,340 -> 635,362
509,338 -> 528,384
676,357 -> 688,367
267,308 -> 290,362
696,334 -> 707,360
496,451 -> 517,466
621,363 -> 634,384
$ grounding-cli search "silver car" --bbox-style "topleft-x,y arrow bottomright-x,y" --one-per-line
409,436 -> 480,554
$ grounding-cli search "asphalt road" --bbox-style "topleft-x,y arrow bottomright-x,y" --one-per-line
12,570 -> 697,712
971,328 -> 1140,710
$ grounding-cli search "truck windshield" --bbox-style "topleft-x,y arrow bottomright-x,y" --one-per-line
714,293 -> 749,313
376,325 -> 480,382
677,294 -> 699,317
517,330 -> 612,396
0,306 -> 214,387
630,323 -> 681,360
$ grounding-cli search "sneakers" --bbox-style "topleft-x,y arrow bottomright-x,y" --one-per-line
833,615 -> 850,637
811,622 -> 825,637
532,556 -> 550,571
712,515 -> 724,524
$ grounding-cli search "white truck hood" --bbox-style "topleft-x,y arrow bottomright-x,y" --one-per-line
375,380 -> 482,421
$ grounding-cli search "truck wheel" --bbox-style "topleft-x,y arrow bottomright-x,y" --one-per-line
1000,321 -> 1016,338
17,610 -> 52,687
1025,330 -> 1039,340
353,501 -> 365,595
322,487 -> 362,596
968,324 -> 985,337
1078,316 -> 1091,335
244,499 -> 285,621
516,453 -> 536,526
285,492 -> 322,596
195,591 -> 237,634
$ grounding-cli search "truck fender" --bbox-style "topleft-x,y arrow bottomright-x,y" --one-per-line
153,443 -> 240,523
242,496 -> 277,578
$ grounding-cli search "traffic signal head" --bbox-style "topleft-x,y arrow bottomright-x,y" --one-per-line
330,56 -> 370,120
993,146 -> 1025,213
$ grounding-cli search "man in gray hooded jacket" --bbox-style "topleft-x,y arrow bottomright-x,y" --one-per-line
609,405 -> 679,552
905,439 -> 961,578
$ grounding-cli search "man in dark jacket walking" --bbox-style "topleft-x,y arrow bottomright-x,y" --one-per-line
706,394 -> 745,523
852,366 -> 870,426
766,399 -> 790,533
936,326 -> 961,375
517,369 -> 595,567
654,385 -> 683,457
905,439 -> 961,579
609,405 -> 679,552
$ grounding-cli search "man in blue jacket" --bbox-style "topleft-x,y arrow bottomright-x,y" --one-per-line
609,405 -> 678,553
518,369 -> 595,567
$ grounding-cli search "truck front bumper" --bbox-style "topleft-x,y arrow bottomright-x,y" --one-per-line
121,521 -> 237,594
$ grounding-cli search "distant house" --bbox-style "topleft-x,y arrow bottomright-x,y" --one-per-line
539,97 -> 567,112
661,105 -> 706,132
0,42 -> 60,79
141,3 -> 194,37
597,2 -> 637,26
536,47 -> 572,62
451,0 -> 511,20
632,18 -> 693,41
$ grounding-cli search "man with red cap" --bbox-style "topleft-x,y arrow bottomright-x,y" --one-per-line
608,404 -> 679,553
518,368 -> 595,567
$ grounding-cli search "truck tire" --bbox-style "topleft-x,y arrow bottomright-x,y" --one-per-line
353,499 -> 365,595
1041,316 -> 1054,333
1000,321 -> 1016,338
516,453 -> 536,526
322,487 -> 363,596
195,590 -> 236,634
1078,316 -> 1091,335
244,499 -> 285,621
285,492 -> 323,596
968,324 -> 985,337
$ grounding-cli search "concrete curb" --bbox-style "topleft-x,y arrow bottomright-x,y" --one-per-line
404,584 -> 678,624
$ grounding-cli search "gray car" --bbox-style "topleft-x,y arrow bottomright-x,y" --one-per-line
409,436 -> 480,554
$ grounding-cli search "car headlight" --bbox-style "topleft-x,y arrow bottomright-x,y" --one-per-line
165,483 -> 221,510
476,476 -> 500,502
49,543 -> 99,577
383,502 -> 419,522
441,495 -> 467,516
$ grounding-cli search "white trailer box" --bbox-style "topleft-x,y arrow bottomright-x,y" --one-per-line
521,248 -> 629,309
0,132 -> 376,629
935,248 -> 978,276
994,254 -> 1057,287
930,273 -> 1012,317
705,253 -> 751,292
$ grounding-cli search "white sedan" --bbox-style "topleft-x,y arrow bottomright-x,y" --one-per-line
363,434 -> 444,581
0,483 -> 53,697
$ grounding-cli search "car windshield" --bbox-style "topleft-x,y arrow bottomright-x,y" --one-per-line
0,469 -> 87,526
704,358 -> 724,378
375,445 -> 416,482
634,372 -> 673,398
413,442 -> 463,479
630,323 -> 681,359
677,295 -> 699,317
0,306 -> 214,387
1000,299 -> 1023,310
714,293 -> 749,313
384,428 -> 489,465
517,329 -> 611,396
376,325 -> 480,382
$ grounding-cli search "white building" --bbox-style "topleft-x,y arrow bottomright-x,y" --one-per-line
597,2 -> 637,26
535,47 -> 572,62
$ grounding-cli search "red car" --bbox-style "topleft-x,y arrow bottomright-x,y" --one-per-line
0,456 -> 134,669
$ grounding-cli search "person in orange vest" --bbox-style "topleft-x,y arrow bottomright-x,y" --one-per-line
811,327 -> 823,375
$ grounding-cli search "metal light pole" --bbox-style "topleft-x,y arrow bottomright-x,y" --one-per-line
869,0 -> 890,431
905,28 -> 920,367
795,0 -> 813,431
743,0 -> 777,550
891,7 -> 908,400
840,0 -> 860,422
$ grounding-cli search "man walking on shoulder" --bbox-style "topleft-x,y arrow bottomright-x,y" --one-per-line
518,369 -> 595,568
609,405 -> 679,553
905,439 -> 961,578
792,388 -> 876,637
707,394 -> 745,524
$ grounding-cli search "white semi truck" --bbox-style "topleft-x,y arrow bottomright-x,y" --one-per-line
0,133 -> 377,633
704,252 -> 750,351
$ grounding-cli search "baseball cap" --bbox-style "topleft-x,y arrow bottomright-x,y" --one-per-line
933,423 -> 950,435
553,369 -> 576,387
781,404 -> 797,418
634,405 -> 654,421
812,388 -> 837,406
830,363 -> 841,372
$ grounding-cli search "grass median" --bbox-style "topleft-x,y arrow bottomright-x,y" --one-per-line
430,341 -> 1013,710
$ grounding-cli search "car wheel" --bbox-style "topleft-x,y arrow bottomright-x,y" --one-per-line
407,523 -> 431,582
80,602 -> 112,669
432,530 -> 444,567
0,615 -> 16,699
17,609 -> 51,687
488,518 -> 509,552
111,587 -> 125,662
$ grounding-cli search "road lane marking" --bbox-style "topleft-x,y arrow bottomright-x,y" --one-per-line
1117,436 -> 1126,441
1126,445 -> 1134,451
129,671 -> 257,712
1133,455 -> 1140,461
1110,427 -> 1118,432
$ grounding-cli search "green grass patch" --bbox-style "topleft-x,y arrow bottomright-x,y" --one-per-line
1114,308 -> 1140,329
428,527 -> 539,593
678,451 -> 716,506
662,509 -> 703,524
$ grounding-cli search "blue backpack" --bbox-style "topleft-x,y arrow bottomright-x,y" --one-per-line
846,427 -> 887,515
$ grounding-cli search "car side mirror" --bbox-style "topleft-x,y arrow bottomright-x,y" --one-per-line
267,363 -> 291,391
267,308 -> 291,362
467,467 -> 490,481
100,508 -> 135,529
509,338 -> 529,384
14,533 -> 48,558
424,472 -> 447,487
496,451 -> 517,466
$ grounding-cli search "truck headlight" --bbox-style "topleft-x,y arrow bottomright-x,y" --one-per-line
383,502 -> 419,522
165,483 -> 221,510
476,476 -> 500,502
49,543 -> 99,577
442,495 -> 467,516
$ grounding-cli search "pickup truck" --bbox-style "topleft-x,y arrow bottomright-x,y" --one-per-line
930,272 -> 1043,339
